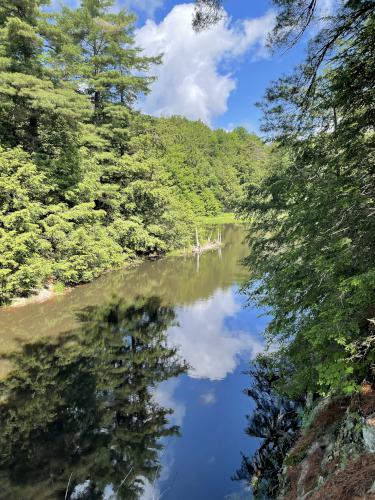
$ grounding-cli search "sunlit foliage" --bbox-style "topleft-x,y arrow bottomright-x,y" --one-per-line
0,0 -> 271,304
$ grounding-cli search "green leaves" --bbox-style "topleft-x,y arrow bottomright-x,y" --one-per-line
0,148 -> 51,301
242,6 -> 375,396
0,0 -> 271,304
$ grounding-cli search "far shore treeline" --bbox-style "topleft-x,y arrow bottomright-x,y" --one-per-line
0,0 -> 271,304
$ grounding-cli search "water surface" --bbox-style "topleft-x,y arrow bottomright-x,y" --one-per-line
0,225 -> 267,499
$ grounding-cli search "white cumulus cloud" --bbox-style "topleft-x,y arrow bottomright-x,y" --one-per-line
135,3 -> 275,124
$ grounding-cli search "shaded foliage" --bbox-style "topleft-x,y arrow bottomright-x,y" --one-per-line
241,7 -> 375,395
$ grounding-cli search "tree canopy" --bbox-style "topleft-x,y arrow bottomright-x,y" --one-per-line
0,0 -> 271,305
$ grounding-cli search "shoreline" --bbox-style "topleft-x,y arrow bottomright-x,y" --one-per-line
2,228 -> 230,310
192,240 -> 222,253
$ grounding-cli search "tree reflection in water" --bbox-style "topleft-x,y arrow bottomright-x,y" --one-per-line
0,297 -> 187,499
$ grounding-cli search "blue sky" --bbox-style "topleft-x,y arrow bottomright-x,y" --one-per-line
133,0 -> 307,134
131,0 -> 311,134
53,0 -> 313,134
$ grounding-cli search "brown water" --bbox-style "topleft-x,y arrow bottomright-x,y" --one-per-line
0,224 -> 265,500
0,224 -> 248,361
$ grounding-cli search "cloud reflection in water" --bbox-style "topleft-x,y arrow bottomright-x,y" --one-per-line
168,287 -> 263,380
144,285 -> 264,500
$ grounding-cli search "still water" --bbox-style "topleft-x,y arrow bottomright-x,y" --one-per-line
0,225 -> 268,500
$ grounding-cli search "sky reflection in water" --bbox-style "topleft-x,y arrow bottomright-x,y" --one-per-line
0,225 -> 269,499
144,284 -> 268,500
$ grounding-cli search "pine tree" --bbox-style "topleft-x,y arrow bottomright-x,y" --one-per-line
0,0 -> 89,188
55,0 -> 161,123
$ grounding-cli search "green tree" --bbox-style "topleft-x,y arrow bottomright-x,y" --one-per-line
0,147 -> 52,302
55,0 -> 160,121
0,0 -> 89,186
241,7 -> 375,395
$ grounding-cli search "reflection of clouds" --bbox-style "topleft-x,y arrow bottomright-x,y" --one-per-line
200,389 -> 216,405
142,287 -> 264,499
103,484 -> 115,500
71,480 -> 91,499
141,379 -> 185,500
152,378 -> 186,427
140,448 -> 175,500
167,288 -> 263,380
141,478 -> 160,500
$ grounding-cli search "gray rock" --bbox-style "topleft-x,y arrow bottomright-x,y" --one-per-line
362,413 -> 375,453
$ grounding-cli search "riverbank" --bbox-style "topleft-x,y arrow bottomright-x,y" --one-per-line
5,257 -> 144,309
0,224 -> 248,356
199,212 -> 243,225
279,387 -> 375,499
3,218 -> 239,309
9,284 -> 61,308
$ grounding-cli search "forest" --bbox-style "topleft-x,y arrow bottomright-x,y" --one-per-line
0,0 -> 270,304
194,0 -> 375,497
1,0 -> 375,498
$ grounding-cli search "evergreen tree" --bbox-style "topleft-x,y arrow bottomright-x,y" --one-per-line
0,0 -> 89,181
0,147 -> 52,302
55,0 -> 161,121
241,7 -> 375,395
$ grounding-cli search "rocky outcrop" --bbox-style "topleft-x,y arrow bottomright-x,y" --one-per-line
363,415 -> 375,453
279,384 -> 375,500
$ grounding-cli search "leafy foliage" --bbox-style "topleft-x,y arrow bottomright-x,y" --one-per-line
0,0 -> 271,304
0,147 -> 52,301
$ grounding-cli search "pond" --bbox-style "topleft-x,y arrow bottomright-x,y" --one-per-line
0,224 -> 268,500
